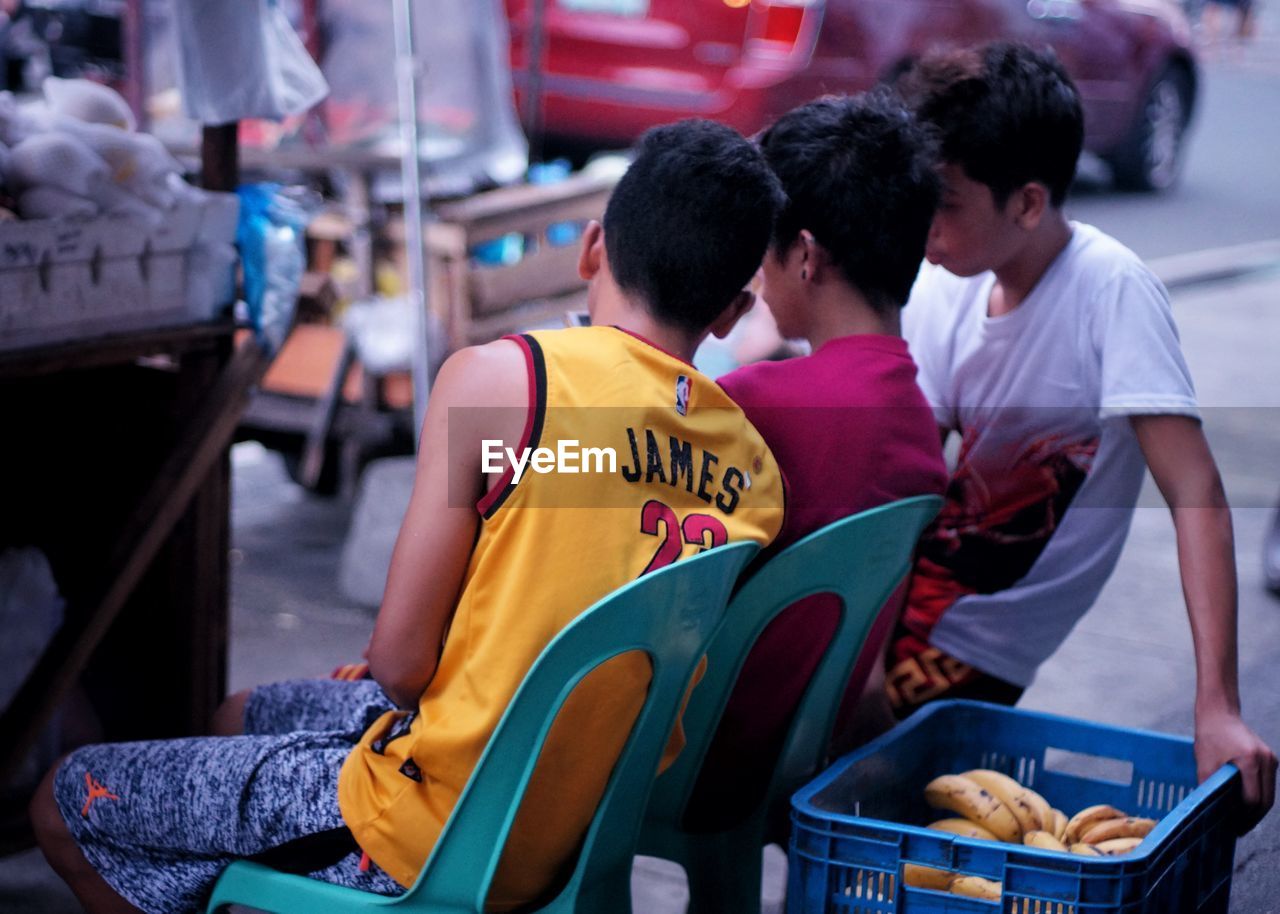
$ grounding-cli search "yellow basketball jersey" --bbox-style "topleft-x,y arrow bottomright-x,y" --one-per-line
338,326 -> 783,909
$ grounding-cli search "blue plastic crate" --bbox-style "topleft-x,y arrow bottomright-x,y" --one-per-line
789,701 -> 1241,914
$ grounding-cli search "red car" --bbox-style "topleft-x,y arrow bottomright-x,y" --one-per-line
506,0 -> 1197,191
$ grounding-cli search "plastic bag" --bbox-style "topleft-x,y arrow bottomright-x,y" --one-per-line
0,548 -> 65,711
93,183 -> 164,228
8,132 -> 109,197
173,0 -> 329,125
20,186 -> 99,219
237,183 -> 316,353
57,119 -> 180,209
0,92 -> 45,147
43,77 -> 136,131
343,296 -> 447,377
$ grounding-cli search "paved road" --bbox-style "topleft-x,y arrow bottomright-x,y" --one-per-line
1025,23 -> 1280,908
1020,268 -> 1280,914
1069,2 -> 1280,259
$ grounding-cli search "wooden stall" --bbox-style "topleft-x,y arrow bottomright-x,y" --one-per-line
0,128 -> 260,851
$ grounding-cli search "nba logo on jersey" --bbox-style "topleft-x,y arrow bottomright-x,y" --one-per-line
675,375 -> 691,416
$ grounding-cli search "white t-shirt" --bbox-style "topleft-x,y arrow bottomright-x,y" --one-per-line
902,222 -> 1198,687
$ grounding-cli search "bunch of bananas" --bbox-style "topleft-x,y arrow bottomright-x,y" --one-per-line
903,769 -> 1158,899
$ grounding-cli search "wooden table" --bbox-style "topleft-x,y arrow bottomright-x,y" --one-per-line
0,322 -> 267,811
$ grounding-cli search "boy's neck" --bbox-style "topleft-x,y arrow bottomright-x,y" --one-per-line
989,210 -> 1073,317
805,283 -> 900,351
591,289 -> 702,363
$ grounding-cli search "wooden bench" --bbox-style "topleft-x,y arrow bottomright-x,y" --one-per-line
421,169 -> 619,352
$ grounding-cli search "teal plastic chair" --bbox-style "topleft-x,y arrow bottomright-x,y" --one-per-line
206,540 -> 757,914
637,495 -> 943,914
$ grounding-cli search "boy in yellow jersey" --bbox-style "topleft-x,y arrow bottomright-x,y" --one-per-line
31,120 -> 786,914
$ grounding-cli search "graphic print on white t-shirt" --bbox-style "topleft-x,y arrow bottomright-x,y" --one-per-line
898,223 -> 1199,688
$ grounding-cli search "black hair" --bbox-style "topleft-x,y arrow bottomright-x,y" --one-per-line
603,119 -> 784,335
897,41 -> 1084,207
758,90 -> 939,314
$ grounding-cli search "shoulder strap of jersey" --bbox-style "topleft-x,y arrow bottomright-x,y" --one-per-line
475,334 -> 547,519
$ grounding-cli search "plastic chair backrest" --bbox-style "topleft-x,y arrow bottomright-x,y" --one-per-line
643,495 -> 943,834
414,539 -> 757,913
207,539 -> 757,914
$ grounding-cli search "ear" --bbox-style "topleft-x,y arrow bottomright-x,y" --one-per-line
799,229 -> 833,283
578,220 -> 605,280
1011,182 -> 1051,231
708,289 -> 757,341
772,232 -> 812,280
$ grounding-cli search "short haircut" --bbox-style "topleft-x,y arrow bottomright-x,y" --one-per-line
603,119 -> 784,335
759,90 -> 939,314
898,41 -> 1084,207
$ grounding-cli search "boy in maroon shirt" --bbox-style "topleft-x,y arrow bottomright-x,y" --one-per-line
688,91 -> 947,823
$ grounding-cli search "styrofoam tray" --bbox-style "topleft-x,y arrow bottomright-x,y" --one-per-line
0,192 -> 239,352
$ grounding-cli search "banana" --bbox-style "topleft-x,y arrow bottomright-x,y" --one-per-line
1096,836 -> 1144,855
924,775 -> 1023,843
1051,808 -> 1069,842
903,864 -> 954,891
1023,830 -> 1068,852
1020,786 -> 1054,832
964,769 -> 1047,834
1081,817 -> 1157,845
1064,804 -> 1127,844
1070,843 -> 1105,856
928,818 -> 999,841
948,875 -> 1002,900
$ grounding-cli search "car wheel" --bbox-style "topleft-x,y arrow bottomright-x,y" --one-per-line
1109,65 -> 1192,192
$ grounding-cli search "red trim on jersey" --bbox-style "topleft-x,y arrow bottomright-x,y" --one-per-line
475,335 -> 539,517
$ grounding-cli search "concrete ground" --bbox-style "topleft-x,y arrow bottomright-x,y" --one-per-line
1021,265 -> 1280,913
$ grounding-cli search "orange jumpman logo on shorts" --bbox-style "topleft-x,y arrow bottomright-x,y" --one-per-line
81,772 -> 119,818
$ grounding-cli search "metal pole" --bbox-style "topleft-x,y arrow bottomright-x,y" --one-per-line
300,0 -> 325,146
391,0 -> 432,445
200,124 -> 239,192
524,0 -> 546,163
123,0 -> 146,131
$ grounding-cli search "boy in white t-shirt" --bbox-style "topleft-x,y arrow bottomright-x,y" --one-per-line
889,41 -> 1275,828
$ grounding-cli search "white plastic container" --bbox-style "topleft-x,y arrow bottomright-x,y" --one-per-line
0,192 -> 240,352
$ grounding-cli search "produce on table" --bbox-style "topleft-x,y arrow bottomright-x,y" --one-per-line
0,78 -> 195,223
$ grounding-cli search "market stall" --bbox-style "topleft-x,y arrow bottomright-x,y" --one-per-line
0,3 -> 306,844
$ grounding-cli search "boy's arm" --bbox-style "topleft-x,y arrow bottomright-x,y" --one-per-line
1132,414 -> 1277,831
367,340 -> 529,708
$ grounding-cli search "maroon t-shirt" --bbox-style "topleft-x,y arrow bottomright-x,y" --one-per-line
689,334 -> 946,825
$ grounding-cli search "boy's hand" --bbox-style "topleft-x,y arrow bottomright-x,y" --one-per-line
1195,708 -> 1277,833
331,662 -> 370,681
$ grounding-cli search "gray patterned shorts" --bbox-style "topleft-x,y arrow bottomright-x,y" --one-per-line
53,678 -> 406,914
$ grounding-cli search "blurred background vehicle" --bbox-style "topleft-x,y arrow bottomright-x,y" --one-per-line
506,0 -> 1200,191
